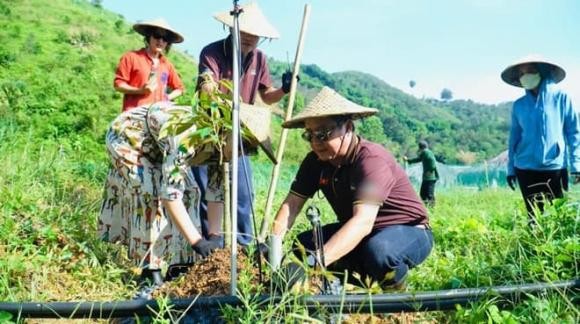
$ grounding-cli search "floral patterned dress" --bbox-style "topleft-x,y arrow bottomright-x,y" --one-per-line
98,102 -> 220,270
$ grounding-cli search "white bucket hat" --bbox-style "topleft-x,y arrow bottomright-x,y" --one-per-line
133,18 -> 184,43
283,87 -> 378,129
213,2 -> 280,39
501,54 -> 566,87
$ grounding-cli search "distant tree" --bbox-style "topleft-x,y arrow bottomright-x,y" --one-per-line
409,80 -> 416,88
357,116 -> 388,144
456,150 -> 477,165
440,88 -> 453,101
114,19 -> 123,32
91,0 -> 103,8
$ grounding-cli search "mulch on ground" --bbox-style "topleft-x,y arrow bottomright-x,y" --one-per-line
153,248 -> 261,298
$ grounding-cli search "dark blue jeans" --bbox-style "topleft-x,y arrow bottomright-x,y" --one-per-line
192,155 -> 255,245
296,224 -> 433,285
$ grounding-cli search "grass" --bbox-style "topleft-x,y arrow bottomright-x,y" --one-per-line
1,126 -> 578,322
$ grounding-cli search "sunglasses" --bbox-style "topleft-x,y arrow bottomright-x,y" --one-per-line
151,32 -> 171,43
301,125 -> 338,143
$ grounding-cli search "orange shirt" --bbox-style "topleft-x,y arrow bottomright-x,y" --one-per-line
114,48 -> 185,111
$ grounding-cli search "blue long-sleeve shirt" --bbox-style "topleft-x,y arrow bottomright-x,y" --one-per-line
508,79 -> 580,176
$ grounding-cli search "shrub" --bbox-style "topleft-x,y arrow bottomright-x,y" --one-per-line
0,80 -> 28,111
0,2 -> 11,16
114,19 -> 124,32
67,28 -> 99,48
22,33 -> 42,55
0,49 -> 17,67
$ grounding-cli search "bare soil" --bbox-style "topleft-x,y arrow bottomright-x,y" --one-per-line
151,249 -> 435,323
153,248 -> 260,298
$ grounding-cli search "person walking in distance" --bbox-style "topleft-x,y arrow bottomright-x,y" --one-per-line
404,140 -> 439,207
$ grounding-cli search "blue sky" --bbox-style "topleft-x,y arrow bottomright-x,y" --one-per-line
103,0 -> 580,104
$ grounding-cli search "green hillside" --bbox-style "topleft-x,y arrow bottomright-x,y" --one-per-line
269,62 -> 512,164
1,0 -> 511,167
0,0 -> 198,165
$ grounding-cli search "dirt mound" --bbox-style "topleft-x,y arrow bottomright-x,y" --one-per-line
154,248 -> 261,298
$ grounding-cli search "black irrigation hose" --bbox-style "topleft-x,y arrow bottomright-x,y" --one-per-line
1,279 -> 577,319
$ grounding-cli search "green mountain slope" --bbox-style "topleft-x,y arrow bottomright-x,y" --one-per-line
0,0 -> 198,163
1,0 -> 511,166
269,61 -> 511,163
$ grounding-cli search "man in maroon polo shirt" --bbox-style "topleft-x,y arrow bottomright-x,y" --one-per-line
270,87 -> 433,288
193,2 -> 296,246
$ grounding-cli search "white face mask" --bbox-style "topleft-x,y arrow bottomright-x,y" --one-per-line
519,73 -> 541,90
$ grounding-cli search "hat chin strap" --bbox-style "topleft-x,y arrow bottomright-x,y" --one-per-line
329,128 -> 352,165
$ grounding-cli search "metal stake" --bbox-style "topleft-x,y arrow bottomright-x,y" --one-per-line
229,0 -> 243,296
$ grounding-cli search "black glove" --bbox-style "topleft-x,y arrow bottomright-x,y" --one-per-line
192,239 -> 220,258
165,263 -> 193,281
281,71 -> 299,93
208,234 -> 224,248
507,175 -> 517,191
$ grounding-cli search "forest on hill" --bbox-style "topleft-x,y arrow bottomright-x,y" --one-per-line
269,62 -> 512,164
0,0 -> 511,167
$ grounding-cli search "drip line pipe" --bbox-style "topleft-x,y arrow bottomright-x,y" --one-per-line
0,279 -> 577,318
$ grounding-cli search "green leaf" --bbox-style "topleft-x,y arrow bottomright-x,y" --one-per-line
196,127 -> 212,138
0,311 -> 14,323
190,93 -> 199,109
487,305 -> 502,323
173,121 -> 195,135
555,254 -> 573,262
220,79 -> 233,92
158,126 -> 169,139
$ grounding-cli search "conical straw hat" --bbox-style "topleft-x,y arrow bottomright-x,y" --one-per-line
501,54 -> 565,87
240,103 -> 276,163
282,87 -> 378,129
213,2 -> 280,39
133,18 -> 184,43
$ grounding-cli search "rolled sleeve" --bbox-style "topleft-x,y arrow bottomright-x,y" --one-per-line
167,63 -> 184,92
114,53 -> 133,88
